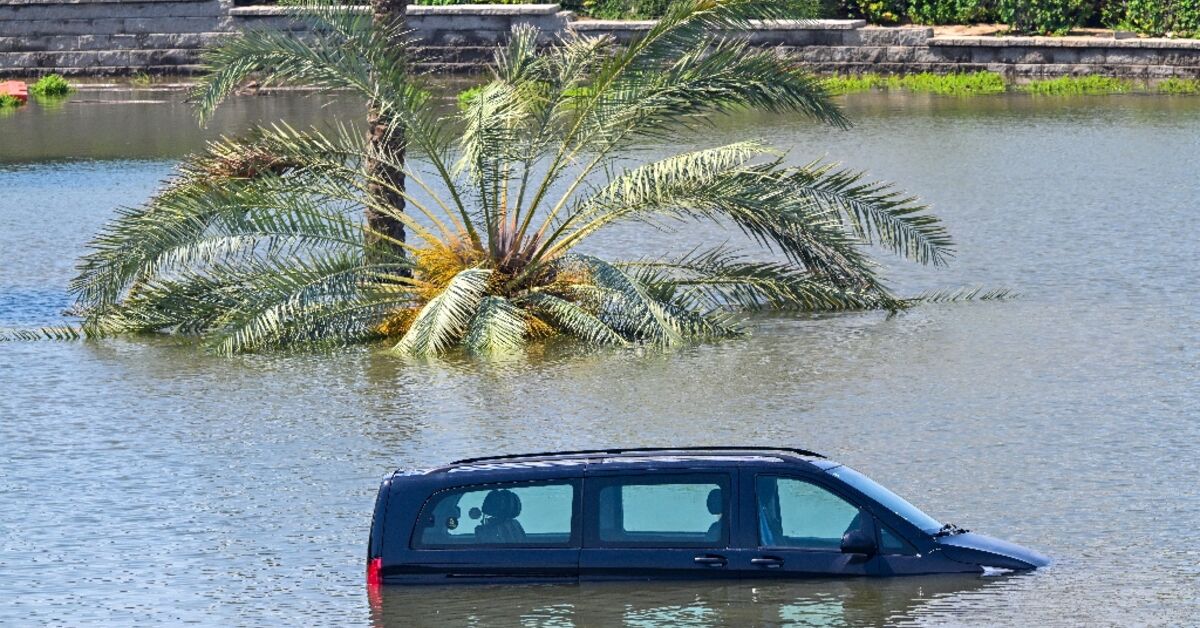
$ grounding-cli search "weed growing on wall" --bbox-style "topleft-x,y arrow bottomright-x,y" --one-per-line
29,74 -> 72,97
1018,75 -> 1133,94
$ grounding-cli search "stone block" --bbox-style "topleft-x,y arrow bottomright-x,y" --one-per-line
855,26 -> 932,46
1047,48 -> 1080,64
1104,49 -> 1151,65
0,0 -> 222,22
123,16 -> 223,34
884,45 -> 915,63
1075,49 -> 1107,64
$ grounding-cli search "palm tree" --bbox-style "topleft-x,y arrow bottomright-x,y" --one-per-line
365,0 -> 409,252
65,0 -> 970,356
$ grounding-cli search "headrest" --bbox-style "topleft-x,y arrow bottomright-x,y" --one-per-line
482,489 -> 522,520
707,488 -> 723,515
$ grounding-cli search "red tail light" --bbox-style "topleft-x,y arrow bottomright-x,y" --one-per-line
366,557 -> 383,587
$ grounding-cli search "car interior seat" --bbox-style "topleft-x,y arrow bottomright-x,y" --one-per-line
705,487 -> 723,541
475,489 -> 526,544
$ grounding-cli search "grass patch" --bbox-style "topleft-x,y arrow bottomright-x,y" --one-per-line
821,73 -> 889,95
456,84 -> 483,109
1155,78 -> 1200,95
131,72 -> 155,87
1018,75 -> 1133,95
29,74 -> 72,97
823,72 -> 1006,96
890,71 -> 1007,95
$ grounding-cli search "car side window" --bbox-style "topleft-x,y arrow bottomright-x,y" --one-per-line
757,475 -> 864,550
593,474 -> 730,547
879,524 -> 918,555
413,480 -> 578,548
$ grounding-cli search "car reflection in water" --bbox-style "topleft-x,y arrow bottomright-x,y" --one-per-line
370,573 -> 1020,627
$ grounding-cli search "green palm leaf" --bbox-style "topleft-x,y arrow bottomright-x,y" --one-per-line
520,292 -> 626,346
465,296 -> 528,355
393,268 -> 491,355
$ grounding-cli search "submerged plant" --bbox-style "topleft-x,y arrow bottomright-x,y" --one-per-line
0,94 -> 23,109
63,0 -> 968,356
1018,75 -> 1133,95
29,74 -> 72,98
1155,77 -> 1200,95
822,72 -> 1006,96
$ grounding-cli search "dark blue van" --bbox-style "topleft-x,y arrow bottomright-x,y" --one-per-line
366,447 -> 1048,585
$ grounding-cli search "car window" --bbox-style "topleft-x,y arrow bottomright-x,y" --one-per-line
826,465 -> 942,534
757,476 -> 863,550
413,480 -> 577,548
593,474 -> 729,547
879,524 -> 917,555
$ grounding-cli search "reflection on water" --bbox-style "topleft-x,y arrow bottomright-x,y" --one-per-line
371,575 -> 1007,627
2,90 -> 1199,625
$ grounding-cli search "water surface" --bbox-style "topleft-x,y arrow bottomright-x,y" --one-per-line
1,91 -> 1198,626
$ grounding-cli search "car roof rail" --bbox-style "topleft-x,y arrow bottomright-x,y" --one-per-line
450,446 -> 825,466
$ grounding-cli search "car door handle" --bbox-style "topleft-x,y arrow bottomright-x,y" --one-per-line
751,556 -> 785,568
693,554 -> 727,567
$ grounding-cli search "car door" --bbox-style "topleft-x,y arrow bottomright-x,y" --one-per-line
727,471 -> 873,578
579,468 -> 738,580
400,477 -> 582,583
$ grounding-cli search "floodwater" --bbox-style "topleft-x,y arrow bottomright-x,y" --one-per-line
1,89 -> 1198,626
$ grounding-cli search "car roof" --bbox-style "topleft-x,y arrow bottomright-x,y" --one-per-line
410,447 -> 834,477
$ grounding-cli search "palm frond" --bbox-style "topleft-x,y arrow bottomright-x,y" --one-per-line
782,161 -> 954,266
519,292 -> 626,346
206,253 -> 410,354
907,287 -> 1017,304
0,326 -> 83,342
393,268 -> 491,355
566,255 -> 740,345
464,295 -> 527,355
620,246 -> 902,312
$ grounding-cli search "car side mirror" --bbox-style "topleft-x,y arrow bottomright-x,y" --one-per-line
841,530 -> 878,556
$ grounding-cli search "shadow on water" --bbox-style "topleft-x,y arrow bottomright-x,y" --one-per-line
370,574 -> 1013,627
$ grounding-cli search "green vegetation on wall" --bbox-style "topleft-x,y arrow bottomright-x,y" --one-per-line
822,71 -> 1006,95
1018,75 -> 1132,94
29,74 -> 72,97
822,72 -> 1200,96
1155,77 -> 1200,93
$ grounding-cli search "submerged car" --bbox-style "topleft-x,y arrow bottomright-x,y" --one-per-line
367,447 -> 1048,585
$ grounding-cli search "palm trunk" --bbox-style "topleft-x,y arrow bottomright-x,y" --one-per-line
365,0 -> 408,253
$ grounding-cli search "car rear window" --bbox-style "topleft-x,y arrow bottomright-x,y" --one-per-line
591,474 -> 730,548
412,480 -> 579,548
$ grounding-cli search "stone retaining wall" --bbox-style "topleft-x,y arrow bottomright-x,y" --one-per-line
3,2 -> 1200,78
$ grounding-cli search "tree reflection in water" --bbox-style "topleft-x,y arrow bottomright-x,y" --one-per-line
370,574 -> 1012,627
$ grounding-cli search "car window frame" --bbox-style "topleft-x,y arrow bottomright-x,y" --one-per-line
584,471 -> 734,549
409,478 -> 582,551
753,473 -> 869,552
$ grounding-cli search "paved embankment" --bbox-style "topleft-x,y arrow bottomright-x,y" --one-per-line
3,1 -> 1199,77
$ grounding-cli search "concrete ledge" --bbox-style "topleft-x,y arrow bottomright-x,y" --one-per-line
228,5 -> 362,16
930,35 -> 1200,50
570,18 -> 865,32
229,3 -> 562,17
4,2 -> 1200,77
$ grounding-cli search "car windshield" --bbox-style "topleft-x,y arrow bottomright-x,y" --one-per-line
827,466 -> 942,535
